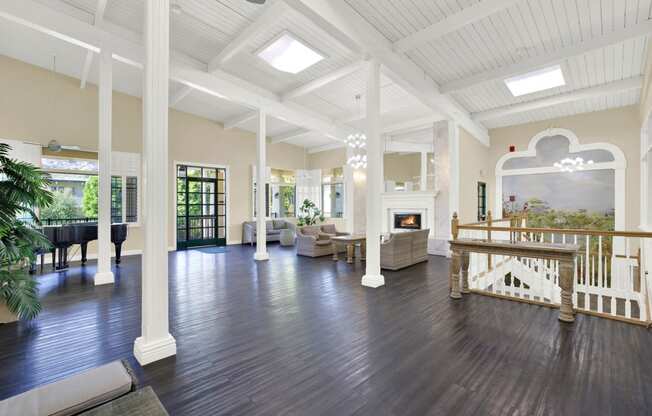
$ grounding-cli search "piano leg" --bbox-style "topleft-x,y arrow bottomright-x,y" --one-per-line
81,242 -> 88,265
114,242 -> 123,264
63,246 -> 69,269
51,249 -> 56,270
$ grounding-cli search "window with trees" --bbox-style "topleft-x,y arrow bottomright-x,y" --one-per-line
253,168 -> 296,218
322,167 -> 344,218
40,153 -> 139,225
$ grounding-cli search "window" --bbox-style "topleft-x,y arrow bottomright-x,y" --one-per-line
477,182 -> 487,221
253,168 -> 296,218
40,153 -> 139,225
257,32 -> 324,74
322,167 -> 344,218
504,65 -> 565,97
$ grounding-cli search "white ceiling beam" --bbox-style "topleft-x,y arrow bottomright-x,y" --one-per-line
282,61 -> 364,101
472,76 -> 643,121
381,115 -> 444,135
283,0 -> 489,146
207,1 -> 286,72
169,86 -> 194,106
224,111 -> 257,130
394,0 -> 521,53
80,0 -> 108,88
384,141 -> 433,153
0,0 -> 353,142
270,128 -> 311,144
442,20 -> 652,94
307,142 -> 345,154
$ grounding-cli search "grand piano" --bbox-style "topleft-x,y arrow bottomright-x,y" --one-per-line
42,222 -> 128,271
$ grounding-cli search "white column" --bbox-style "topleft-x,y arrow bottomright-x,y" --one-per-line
95,46 -> 114,285
134,0 -> 176,366
254,110 -> 269,261
420,151 -> 428,191
362,59 -> 384,288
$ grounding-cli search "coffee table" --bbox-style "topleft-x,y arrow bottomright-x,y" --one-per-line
331,235 -> 366,264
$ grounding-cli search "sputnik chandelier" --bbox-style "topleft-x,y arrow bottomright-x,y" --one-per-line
346,94 -> 367,169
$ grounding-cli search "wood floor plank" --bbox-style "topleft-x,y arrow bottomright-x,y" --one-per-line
1,244 -> 651,415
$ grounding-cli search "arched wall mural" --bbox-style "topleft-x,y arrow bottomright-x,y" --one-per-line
495,128 -> 627,232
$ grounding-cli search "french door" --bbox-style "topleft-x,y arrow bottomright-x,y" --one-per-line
176,164 -> 226,249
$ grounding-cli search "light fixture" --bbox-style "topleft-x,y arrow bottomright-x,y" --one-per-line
554,157 -> 594,173
505,65 -> 566,97
257,32 -> 324,74
346,95 -> 367,169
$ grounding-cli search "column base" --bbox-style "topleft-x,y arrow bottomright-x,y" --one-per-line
361,274 -> 385,288
94,271 -> 114,286
254,252 -> 269,261
134,334 -> 177,366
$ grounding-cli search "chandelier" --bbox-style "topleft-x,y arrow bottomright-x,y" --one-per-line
346,95 -> 367,169
554,157 -> 594,173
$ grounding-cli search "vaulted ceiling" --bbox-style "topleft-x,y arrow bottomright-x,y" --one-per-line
1,0 -> 649,151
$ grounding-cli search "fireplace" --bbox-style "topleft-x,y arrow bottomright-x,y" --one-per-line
394,213 -> 422,230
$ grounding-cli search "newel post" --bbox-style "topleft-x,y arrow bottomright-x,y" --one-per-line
558,259 -> 575,323
452,212 -> 459,240
487,210 -> 493,270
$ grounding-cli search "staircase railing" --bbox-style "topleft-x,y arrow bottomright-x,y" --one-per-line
453,211 -> 652,326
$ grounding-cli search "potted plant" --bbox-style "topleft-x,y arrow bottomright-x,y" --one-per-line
296,199 -> 325,227
0,143 -> 52,323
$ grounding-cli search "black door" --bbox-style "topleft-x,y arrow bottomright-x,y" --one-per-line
176,165 -> 226,249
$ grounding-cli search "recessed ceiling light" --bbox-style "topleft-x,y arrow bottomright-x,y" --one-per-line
505,65 -> 566,97
257,32 -> 324,74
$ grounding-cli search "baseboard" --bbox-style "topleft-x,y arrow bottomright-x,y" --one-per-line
133,334 -> 177,366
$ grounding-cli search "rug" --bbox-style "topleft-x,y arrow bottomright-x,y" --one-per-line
195,246 -> 229,254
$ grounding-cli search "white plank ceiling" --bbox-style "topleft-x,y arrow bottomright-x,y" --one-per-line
2,0 -> 650,149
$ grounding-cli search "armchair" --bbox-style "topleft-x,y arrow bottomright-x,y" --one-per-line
296,225 -> 344,257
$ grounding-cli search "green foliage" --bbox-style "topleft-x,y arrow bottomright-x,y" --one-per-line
0,143 -> 53,320
278,186 -> 295,217
40,189 -> 83,220
296,199 -> 324,226
82,175 -> 99,217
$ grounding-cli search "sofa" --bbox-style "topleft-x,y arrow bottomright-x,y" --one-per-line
242,220 -> 294,245
380,229 -> 429,270
296,224 -> 349,257
0,360 -> 168,415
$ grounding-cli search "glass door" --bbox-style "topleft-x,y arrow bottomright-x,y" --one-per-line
176,165 -> 226,249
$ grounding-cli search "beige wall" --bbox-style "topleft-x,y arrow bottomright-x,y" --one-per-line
459,128 -> 491,224
486,105 -> 641,230
306,147 -> 345,169
640,43 -> 652,123
0,55 -> 307,253
383,153 -> 421,183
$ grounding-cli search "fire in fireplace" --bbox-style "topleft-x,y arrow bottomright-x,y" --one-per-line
394,213 -> 422,230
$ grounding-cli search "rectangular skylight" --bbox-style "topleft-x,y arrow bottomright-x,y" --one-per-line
504,65 -> 566,97
257,32 -> 324,74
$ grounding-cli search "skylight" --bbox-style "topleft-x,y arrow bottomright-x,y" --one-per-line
504,65 -> 566,97
257,32 -> 324,74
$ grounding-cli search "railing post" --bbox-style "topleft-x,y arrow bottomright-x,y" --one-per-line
461,251 -> 470,294
452,212 -> 459,240
487,210 -> 493,271
450,247 -> 462,299
558,258 -> 575,323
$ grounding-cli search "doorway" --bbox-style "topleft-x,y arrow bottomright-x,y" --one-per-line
176,164 -> 226,249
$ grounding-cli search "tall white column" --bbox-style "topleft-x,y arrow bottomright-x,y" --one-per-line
362,59 -> 384,288
254,110 -> 269,261
420,151 -> 428,191
134,0 -> 176,365
95,46 -> 114,285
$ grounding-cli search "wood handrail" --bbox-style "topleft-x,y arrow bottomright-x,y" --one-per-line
456,224 -> 652,239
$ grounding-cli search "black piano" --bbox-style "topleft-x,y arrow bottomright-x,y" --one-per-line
42,222 -> 128,271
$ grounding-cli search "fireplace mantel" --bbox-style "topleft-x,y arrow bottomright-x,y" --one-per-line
380,191 -> 441,255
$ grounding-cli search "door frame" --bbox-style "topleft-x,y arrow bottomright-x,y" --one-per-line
173,160 -> 230,250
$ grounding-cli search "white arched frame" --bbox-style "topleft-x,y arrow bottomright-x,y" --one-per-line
494,128 -> 627,231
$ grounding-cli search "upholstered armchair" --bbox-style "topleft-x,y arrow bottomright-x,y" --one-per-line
319,224 -> 349,238
380,229 -> 429,270
296,225 -> 342,257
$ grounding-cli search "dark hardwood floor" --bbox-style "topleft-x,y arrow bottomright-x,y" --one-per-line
1,244 -> 652,415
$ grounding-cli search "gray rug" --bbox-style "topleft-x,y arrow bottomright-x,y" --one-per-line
80,386 -> 168,415
195,246 -> 229,254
